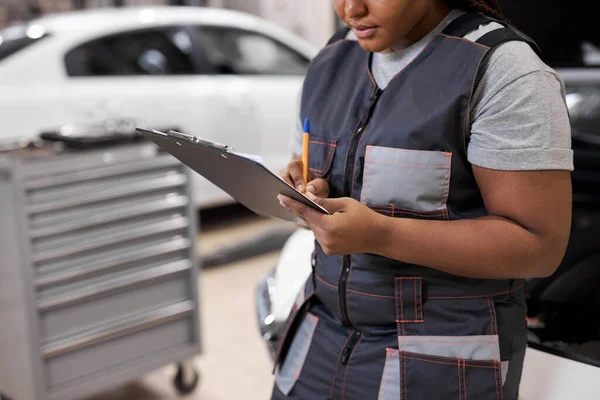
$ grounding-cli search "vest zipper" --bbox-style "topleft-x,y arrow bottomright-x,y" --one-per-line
340,330 -> 362,365
338,87 -> 383,325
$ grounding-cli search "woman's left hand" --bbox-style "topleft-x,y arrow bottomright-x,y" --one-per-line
278,192 -> 386,255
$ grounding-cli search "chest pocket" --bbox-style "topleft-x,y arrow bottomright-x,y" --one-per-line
307,137 -> 337,178
360,146 -> 451,219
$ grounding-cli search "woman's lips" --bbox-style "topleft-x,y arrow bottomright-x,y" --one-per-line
351,25 -> 378,39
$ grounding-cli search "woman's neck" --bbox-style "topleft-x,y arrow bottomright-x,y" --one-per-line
382,2 -> 452,54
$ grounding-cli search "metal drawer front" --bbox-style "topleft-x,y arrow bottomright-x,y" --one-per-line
28,189 -> 187,229
21,144 -> 161,179
43,303 -> 194,388
38,260 -> 192,340
32,210 -> 187,254
41,276 -> 191,341
24,155 -> 180,190
26,167 -> 184,205
35,237 -> 191,288
34,231 -> 189,274
32,217 -> 190,266
29,194 -> 189,239
25,174 -> 187,215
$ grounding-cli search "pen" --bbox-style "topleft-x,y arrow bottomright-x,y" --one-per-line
302,118 -> 310,192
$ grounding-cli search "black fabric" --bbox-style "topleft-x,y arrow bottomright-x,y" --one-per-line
441,12 -> 498,38
476,27 -> 543,60
472,27 -> 544,99
327,27 -> 351,46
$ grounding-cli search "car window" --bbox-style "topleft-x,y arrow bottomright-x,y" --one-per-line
0,25 -> 48,63
65,28 -> 195,77
195,27 -> 308,75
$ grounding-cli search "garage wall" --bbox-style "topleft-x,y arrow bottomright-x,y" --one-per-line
0,0 -> 336,49
258,0 -> 336,48
209,0 -> 336,49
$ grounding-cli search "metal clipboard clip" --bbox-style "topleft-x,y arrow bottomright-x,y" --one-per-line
166,130 -> 234,152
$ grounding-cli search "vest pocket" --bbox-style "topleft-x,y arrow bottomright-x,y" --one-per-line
378,335 -> 503,400
361,146 -> 451,218
274,312 -> 319,395
399,351 -> 503,400
307,137 -> 337,178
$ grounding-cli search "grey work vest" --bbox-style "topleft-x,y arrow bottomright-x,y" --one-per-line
272,13 -> 542,400
301,13 -> 539,328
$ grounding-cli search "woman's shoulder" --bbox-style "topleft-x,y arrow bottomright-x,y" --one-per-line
486,40 -> 558,79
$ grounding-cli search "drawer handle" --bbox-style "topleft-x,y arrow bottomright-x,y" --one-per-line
42,301 -> 195,358
37,259 -> 192,311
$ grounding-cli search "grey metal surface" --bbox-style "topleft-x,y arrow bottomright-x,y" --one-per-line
39,265 -> 191,340
43,301 -> 195,359
45,311 -> 192,387
0,142 -> 201,400
0,158 -> 40,400
35,237 -> 192,289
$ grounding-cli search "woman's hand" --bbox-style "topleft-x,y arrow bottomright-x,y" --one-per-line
280,159 -> 329,197
278,192 -> 387,255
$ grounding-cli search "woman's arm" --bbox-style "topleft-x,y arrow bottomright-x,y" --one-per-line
373,167 -> 572,279
279,167 -> 571,280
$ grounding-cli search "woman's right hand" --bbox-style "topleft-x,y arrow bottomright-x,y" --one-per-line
280,158 -> 330,198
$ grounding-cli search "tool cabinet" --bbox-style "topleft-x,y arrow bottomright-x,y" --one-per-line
0,142 -> 201,400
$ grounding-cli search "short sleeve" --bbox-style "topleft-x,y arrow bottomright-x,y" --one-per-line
467,41 -> 574,171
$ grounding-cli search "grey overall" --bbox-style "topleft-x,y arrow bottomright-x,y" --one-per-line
272,13 -> 541,400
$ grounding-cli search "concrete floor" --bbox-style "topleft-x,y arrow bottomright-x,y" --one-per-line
84,211 -> 285,400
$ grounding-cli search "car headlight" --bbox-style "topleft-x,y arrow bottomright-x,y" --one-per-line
255,267 -> 285,358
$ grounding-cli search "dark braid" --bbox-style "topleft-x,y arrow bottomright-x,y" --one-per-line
444,0 -> 505,20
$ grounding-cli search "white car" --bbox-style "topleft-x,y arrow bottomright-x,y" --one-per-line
0,6 -> 317,208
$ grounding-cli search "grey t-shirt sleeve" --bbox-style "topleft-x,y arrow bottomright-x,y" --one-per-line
468,41 -> 574,171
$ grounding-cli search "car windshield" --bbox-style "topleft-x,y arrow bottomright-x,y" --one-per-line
0,24 -> 48,63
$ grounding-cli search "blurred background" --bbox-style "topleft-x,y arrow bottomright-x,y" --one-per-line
0,0 -> 339,47
1,1 -> 600,400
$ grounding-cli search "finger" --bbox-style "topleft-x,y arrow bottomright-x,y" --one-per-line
278,194 -> 323,225
306,192 -> 346,214
279,168 -> 294,187
287,159 -> 306,192
306,178 -> 330,198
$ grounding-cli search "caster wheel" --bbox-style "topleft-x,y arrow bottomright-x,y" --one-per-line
173,364 -> 200,395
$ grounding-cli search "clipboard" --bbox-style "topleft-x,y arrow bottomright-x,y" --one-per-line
136,128 -> 330,222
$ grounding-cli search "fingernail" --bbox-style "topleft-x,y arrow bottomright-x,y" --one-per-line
306,185 -> 314,193
297,184 -> 304,192
277,195 -> 282,201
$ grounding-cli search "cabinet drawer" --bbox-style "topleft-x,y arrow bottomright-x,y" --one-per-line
38,261 -> 192,341
43,303 -> 194,388
21,143 -> 161,179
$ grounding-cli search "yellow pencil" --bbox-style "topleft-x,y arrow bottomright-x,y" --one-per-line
302,119 -> 310,191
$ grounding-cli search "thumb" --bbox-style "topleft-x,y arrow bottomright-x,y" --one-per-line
306,192 -> 346,214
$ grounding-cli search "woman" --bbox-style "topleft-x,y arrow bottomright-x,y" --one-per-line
275,1 -> 572,399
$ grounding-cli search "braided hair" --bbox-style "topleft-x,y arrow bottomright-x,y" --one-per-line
444,0 -> 505,20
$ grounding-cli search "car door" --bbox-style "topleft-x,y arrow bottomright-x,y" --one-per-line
194,26 -> 310,174
62,25 -> 259,207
